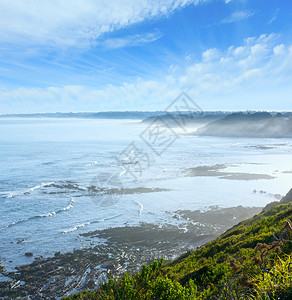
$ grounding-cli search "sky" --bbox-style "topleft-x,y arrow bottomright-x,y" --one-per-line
0,0 -> 291,113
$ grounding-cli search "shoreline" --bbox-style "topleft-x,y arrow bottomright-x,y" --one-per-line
0,205 -> 262,298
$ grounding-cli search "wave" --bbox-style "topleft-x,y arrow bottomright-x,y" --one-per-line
155,168 -> 167,179
4,198 -> 74,229
5,181 -> 87,199
6,182 -> 55,198
85,161 -> 98,167
24,182 -> 55,194
138,202 -> 144,216
62,222 -> 91,234
62,213 -> 124,234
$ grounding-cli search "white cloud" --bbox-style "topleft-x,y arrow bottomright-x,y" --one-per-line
221,10 -> 255,24
100,32 -> 163,50
268,8 -> 280,24
1,33 -> 292,112
0,0 -> 205,48
181,34 -> 291,93
202,48 -> 220,61
273,44 -> 285,56
185,54 -> 192,61
224,0 -> 248,4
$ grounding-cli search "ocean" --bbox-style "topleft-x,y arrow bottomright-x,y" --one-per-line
1,117 -> 292,272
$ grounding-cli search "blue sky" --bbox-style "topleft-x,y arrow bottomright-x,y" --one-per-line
0,0 -> 291,113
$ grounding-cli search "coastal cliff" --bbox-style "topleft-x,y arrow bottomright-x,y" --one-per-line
66,188 -> 292,299
196,112 -> 292,138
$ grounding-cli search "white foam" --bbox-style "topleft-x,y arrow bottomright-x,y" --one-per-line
46,211 -> 56,217
62,222 -> 90,234
138,202 -> 144,216
60,203 -> 73,211
156,168 -> 167,179
119,167 -> 127,176
4,198 -> 74,228
25,182 -> 55,194
85,161 -> 98,167
6,182 -> 55,198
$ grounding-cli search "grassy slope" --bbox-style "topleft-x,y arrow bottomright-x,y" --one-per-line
65,190 -> 292,299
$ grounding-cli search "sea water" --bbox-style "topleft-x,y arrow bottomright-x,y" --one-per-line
0,118 -> 292,271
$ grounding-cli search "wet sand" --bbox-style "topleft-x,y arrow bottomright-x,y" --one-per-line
184,164 -> 275,180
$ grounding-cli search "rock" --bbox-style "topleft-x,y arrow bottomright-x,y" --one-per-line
25,252 -> 33,257
280,188 -> 292,204
263,188 -> 292,211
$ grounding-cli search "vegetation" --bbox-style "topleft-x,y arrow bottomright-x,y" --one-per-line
65,189 -> 292,299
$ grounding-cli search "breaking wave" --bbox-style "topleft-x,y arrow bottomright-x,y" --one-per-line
62,222 -> 91,234
62,213 -> 124,234
138,202 -> 144,216
5,181 -> 87,199
6,182 -> 55,198
85,161 -> 98,167
4,198 -> 75,229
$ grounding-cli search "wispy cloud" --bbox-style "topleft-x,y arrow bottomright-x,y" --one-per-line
224,0 -> 248,4
0,0 -> 204,49
1,34 -> 292,112
221,10 -> 255,24
268,8 -> 280,24
100,32 -> 163,50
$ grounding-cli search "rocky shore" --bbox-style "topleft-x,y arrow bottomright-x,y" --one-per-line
0,205 -> 262,299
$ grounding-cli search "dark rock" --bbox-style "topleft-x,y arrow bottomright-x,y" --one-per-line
25,252 -> 33,257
